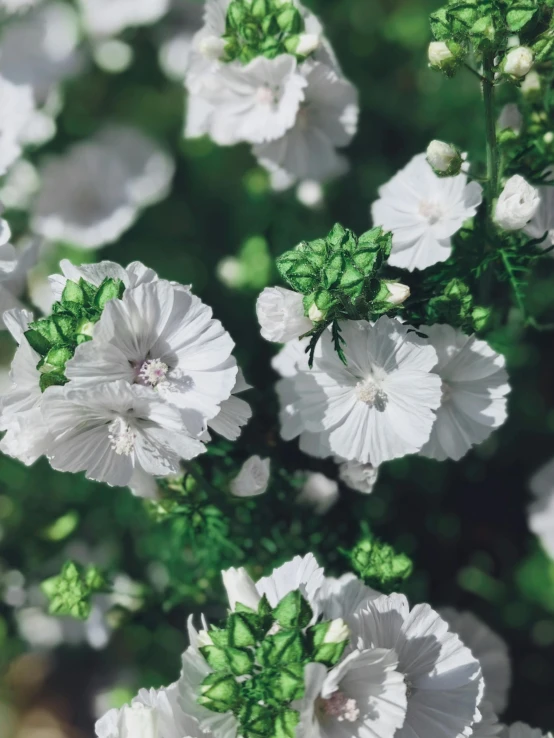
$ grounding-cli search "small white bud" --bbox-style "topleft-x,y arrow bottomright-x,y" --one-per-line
118,704 -> 158,738
426,140 -> 462,176
222,566 -> 261,611
230,456 -> 270,498
308,303 -> 325,322
295,33 -> 320,56
296,180 -> 324,209
428,41 -> 454,67
544,132 -> 554,145
521,70 -> 541,96
504,46 -> 534,78
384,281 -> 410,306
324,618 -> 350,644
198,34 -> 226,61
256,287 -> 312,343
297,472 -> 339,515
494,175 -> 540,231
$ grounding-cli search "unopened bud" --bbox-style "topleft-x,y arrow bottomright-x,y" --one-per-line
384,281 -> 410,306
428,41 -> 453,66
426,140 -> 463,176
521,70 -> 541,97
503,46 -> 534,78
276,6 -> 302,33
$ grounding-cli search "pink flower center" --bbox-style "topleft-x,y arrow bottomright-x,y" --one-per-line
419,199 -> 444,225
256,86 -> 276,105
136,359 -> 169,387
321,691 -> 360,723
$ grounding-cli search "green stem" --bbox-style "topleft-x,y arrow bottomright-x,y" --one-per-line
482,51 -> 499,208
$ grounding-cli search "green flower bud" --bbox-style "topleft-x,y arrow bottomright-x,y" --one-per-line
257,629 -> 307,666
273,589 -> 313,629
251,0 -> 268,18
227,1 -> 248,29
472,306 -> 492,332
351,535 -> 413,594
242,22 -> 261,43
198,673 -> 240,713
428,40 -> 465,77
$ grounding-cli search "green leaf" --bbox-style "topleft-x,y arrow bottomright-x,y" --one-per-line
273,590 -> 313,629
506,5 -> 538,32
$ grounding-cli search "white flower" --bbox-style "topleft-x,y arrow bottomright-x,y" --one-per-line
0,237 -> 38,329
230,455 -> 270,497
197,34 -> 226,61
65,280 -> 237,421
383,281 -> 410,305
338,461 -> 379,495
278,317 -> 442,466
43,380 -> 206,487
502,724 -> 553,738
295,33 -> 321,56
529,458 -> 554,560
255,552 -> 324,608
352,594 -> 484,738
78,0 -> 171,38
0,309 -> 51,464
0,159 -> 40,210
525,185 -> 554,249
31,127 -> 174,249
0,76 -> 36,176
298,651 -> 407,738
96,683 -> 203,738
440,608 -> 511,713
428,41 -> 454,67
470,701 -> 502,738
254,61 -> 358,187
256,286 -> 312,343
494,175 -> 540,231
297,472 -> 339,514
372,153 -> 483,271
48,258 -> 160,302
199,55 -> 308,146
0,2 -> 82,103
427,140 -> 461,174
419,325 -> 510,462
504,46 -> 533,78
497,104 -> 523,135
0,0 -> 42,12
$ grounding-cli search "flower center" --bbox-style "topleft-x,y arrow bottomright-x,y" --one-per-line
322,691 -> 360,723
256,85 -> 276,105
355,377 -> 388,410
418,199 -> 444,225
441,380 -> 452,403
108,417 -> 136,456
136,359 -> 169,387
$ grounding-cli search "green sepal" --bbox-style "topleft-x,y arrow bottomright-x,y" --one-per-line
61,280 -> 86,306
39,372 -> 68,392
94,278 -> 125,310
272,590 -> 313,629
274,663 -> 305,703
257,629 -> 307,666
39,346 -> 74,373
198,673 -> 240,713
24,328 -> 54,356
238,703 -> 274,738
208,626 -> 229,649
228,611 -> 260,647
323,252 -> 345,289
200,645 -> 229,672
274,709 -> 300,738
276,6 -> 302,33
28,317 -> 64,347
52,314 -> 77,340
200,645 -> 254,676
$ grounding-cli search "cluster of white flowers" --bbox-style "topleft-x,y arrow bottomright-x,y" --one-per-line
0,2 -> 82,147
30,126 -> 175,249
0,259 -> 251,491
264,315 -> 509,469
184,0 -> 359,189
95,554 -> 544,738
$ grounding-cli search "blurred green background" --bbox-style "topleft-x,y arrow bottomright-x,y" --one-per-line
1,0 -> 554,735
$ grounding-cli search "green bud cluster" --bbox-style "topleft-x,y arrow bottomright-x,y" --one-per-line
197,589 -> 349,738
277,223 -> 395,323
222,0 -> 314,64
42,560 -> 108,620
430,0 -> 554,76
350,535 -> 413,595
426,279 -> 492,332
24,277 -> 125,392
